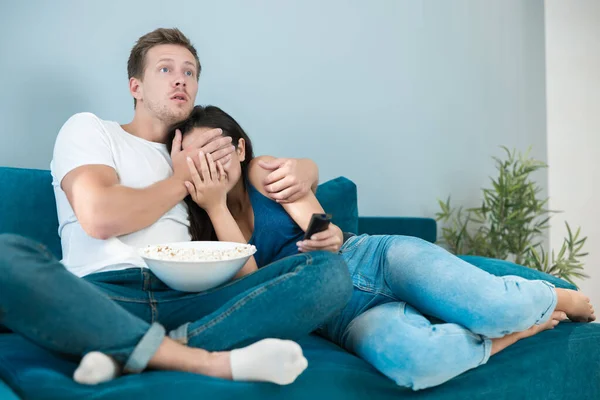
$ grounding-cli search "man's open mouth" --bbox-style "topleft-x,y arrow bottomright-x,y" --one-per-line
171,94 -> 187,102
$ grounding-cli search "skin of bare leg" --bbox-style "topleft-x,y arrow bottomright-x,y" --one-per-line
490,311 -> 566,356
555,288 -> 596,322
147,337 -> 232,379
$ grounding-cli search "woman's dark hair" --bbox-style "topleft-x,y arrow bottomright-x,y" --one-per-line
166,105 -> 254,241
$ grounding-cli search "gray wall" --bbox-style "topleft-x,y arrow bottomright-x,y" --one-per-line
0,0 -> 547,217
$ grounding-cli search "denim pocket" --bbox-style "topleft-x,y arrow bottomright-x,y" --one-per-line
340,234 -> 368,254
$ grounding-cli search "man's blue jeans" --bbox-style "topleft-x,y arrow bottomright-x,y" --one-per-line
0,234 -> 352,373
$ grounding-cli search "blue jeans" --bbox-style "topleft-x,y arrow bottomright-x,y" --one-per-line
317,234 -> 557,390
0,234 -> 352,373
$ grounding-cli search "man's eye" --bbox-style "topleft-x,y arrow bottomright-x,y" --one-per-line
160,67 -> 169,73
185,70 -> 193,77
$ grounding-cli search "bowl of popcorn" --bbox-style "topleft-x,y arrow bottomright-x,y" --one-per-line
139,242 -> 257,292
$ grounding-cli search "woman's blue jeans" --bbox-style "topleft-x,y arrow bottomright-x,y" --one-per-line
0,234 -> 352,373
317,234 -> 557,390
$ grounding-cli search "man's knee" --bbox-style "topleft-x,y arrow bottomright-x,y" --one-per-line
0,234 -> 51,274
0,233 -> 46,253
0,234 -> 26,266
0,233 -> 27,248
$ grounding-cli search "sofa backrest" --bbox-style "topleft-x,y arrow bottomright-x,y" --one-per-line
0,167 -> 360,260
0,167 -> 62,258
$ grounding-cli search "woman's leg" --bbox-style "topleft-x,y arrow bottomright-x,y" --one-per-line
343,301 -> 562,390
378,235 -> 594,337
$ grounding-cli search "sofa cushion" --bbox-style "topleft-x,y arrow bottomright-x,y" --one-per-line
1,322 -> 599,400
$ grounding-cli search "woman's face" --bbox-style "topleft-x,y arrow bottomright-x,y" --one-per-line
181,127 -> 246,191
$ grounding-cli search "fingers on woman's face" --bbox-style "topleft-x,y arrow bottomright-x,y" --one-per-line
181,127 -> 214,149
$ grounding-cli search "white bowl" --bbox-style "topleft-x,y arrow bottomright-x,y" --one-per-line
139,241 -> 256,292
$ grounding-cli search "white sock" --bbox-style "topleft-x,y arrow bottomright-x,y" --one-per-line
73,352 -> 121,385
230,339 -> 308,385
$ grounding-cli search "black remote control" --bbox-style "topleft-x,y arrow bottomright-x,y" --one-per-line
304,213 -> 332,240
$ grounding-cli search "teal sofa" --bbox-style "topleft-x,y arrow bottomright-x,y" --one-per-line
1,166 -> 599,400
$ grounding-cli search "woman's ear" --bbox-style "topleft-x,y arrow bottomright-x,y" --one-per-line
237,138 -> 246,162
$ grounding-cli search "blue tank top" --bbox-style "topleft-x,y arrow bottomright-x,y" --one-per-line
246,183 -> 305,267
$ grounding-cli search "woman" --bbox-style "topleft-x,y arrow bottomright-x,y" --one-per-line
80,105 -> 595,389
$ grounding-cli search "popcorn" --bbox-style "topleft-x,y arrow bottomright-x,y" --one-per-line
142,244 -> 256,262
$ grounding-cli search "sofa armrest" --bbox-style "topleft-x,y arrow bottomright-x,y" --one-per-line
358,217 -> 437,243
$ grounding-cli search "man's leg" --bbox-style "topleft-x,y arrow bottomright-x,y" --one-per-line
159,251 -> 353,351
0,235 -> 344,384
0,234 -> 167,373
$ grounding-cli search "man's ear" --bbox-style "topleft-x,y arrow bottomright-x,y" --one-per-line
237,138 -> 246,162
130,77 -> 143,104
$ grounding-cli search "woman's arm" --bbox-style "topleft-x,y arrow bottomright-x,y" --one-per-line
249,157 -> 343,252
185,152 -> 258,277
250,157 -> 323,228
206,205 -> 258,277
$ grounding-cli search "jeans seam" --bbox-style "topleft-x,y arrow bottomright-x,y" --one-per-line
186,258 -> 311,340
479,336 -> 492,366
107,296 -> 148,303
534,281 -> 558,325
149,291 -> 158,323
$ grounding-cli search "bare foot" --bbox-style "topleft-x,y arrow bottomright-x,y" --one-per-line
519,311 -> 565,338
556,289 -> 596,322
491,311 -> 566,356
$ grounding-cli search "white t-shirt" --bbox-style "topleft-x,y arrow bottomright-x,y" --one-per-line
50,112 -> 191,277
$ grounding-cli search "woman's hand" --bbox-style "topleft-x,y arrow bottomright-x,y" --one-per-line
297,223 -> 344,253
184,150 -> 228,213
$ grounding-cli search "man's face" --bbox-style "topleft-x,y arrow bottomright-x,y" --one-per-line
133,44 -> 199,125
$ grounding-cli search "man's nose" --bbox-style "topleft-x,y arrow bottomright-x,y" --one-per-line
174,75 -> 186,87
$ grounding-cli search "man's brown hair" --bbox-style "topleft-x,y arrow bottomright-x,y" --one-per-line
127,28 -> 201,108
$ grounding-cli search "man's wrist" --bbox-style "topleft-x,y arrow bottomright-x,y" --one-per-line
167,175 -> 189,200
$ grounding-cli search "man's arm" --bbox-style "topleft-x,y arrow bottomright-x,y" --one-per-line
61,165 -> 188,240
59,127 -> 233,240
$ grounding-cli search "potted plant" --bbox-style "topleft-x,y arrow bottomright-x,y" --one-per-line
436,147 -> 588,286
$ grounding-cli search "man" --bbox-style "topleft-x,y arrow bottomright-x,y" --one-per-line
0,28 -> 352,385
